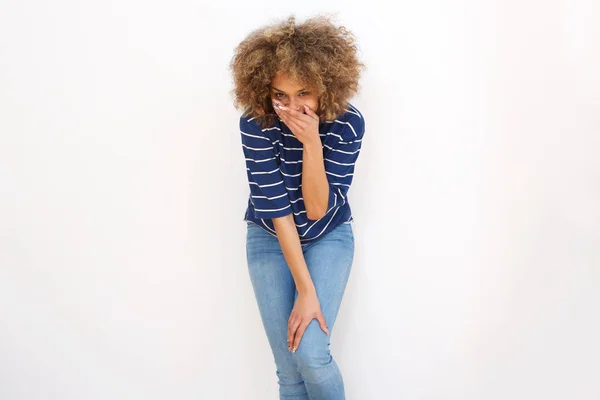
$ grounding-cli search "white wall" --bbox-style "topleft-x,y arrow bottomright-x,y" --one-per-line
1,1 -> 598,399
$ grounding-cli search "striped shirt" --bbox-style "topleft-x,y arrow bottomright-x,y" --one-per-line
241,103 -> 365,245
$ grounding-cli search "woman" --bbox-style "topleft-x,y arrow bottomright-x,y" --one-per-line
229,14 -> 366,400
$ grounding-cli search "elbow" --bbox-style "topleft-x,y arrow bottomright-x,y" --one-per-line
306,207 -> 327,221
306,193 -> 331,220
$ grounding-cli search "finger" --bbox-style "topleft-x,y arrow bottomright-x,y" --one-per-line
291,320 -> 310,352
278,104 -> 311,123
283,117 -> 304,134
276,106 -> 310,134
274,105 -> 284,119
278,108 -> 297,126
272,100 -> 292,115
278,111 -> 303,134
287,322 -> 293,351
288,318 -> 302,351
287,312 -> 295,337
272,101 -> 285,117
288,321 -> 298,351
317,313 -> 329,335
287,107 -> 312,123
303,104 -> 319,121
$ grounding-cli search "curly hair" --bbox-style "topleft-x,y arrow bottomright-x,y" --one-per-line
229,14 -> 366,129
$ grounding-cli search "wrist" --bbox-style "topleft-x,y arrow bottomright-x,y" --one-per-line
297,281 -> 317,295
303,134 -> 322,151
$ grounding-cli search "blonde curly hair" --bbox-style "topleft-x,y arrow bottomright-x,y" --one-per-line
229,14 -> 366,129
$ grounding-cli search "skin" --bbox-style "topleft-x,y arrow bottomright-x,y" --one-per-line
268,72 -> 332,352
270,72 -> 329,219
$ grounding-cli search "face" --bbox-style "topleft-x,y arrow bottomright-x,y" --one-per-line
269,72 -> 319,114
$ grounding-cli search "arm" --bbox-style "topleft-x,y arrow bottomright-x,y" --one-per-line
272,213 -> 328,352
273,103 -> 365,221
240,117 -> 292,218
240,115 -> 327,351
271,213 -> 316,295
301,137 -> 330,220
302,114 -> 366,220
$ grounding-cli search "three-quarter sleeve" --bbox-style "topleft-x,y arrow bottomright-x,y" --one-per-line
321,113 -> 365,215
240,117 -> 293,219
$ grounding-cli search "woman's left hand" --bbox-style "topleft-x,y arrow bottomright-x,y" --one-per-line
273,100 -> 320,145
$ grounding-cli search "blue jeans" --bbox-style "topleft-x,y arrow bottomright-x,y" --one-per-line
245,221 -> 354,400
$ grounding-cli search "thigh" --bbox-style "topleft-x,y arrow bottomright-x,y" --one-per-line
299,223 -> 355,341
245,223 -> 297,354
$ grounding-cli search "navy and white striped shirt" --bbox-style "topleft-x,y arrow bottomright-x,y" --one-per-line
241,103 -> 365,245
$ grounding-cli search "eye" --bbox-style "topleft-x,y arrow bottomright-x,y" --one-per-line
274,93 -> 285,98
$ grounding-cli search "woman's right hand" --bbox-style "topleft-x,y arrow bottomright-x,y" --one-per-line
287,289 -> 329,352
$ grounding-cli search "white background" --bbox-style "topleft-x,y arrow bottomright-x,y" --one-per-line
1,1 -> 599,399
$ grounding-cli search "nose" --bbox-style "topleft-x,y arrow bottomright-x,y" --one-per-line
286,98 -> 302,111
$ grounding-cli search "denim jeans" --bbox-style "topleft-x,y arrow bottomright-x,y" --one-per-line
245,221 -> 354,400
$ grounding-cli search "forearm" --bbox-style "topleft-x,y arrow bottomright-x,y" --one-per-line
302,138 -> 329,220
272,213 -> 316,295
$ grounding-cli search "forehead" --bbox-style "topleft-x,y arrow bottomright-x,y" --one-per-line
270,73 -> 309,91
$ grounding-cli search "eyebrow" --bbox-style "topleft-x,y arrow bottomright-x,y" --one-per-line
272,87 -> 307,93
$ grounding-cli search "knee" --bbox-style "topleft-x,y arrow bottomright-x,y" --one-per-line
276,366 -> 303,385
293,345 -> 334,383
274,350 -> 304,383
275,368 -> 307,398
292,324 -> 333,383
